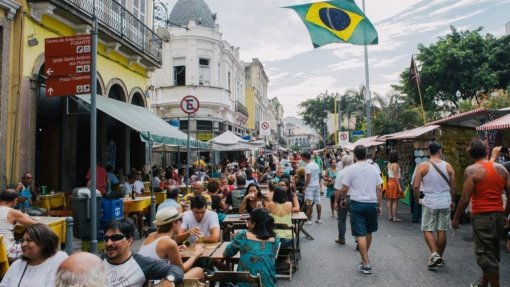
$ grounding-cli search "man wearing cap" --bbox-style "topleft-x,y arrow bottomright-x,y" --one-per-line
139,207 -> 204,280
413,141 -> 456,268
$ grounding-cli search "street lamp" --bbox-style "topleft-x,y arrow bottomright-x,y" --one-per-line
334,93 -> 342,146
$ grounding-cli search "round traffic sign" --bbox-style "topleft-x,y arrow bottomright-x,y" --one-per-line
261,122 -> 270,130
180,95 -> 200,115
339,132 -> 348,141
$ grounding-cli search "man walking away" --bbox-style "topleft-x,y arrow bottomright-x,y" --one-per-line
302,152 -> 322,225
413,141 -> 456,268
334,155 -> 353,244
339,145 -> 382,274
452,140 -> 510,287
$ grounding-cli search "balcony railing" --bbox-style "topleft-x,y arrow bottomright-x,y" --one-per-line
236,101 -> 249,117
31,0 -> 162,64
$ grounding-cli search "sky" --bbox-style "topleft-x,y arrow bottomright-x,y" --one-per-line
162,0 -> 510,117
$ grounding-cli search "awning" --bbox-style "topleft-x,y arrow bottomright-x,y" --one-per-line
344,136 -> 384,151
76,95 -> 208,148
385,125 -> 440,140
477,113 -> 510,131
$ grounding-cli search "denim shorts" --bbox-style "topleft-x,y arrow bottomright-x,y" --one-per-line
349,200 -> 378,236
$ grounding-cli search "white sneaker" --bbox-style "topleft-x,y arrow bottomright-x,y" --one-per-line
305,220 -> 313,225
315,219 -> 322,224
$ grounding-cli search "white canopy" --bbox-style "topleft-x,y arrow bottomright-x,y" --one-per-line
208,131 -> 264,151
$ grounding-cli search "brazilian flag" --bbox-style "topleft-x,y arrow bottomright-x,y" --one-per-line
286,0 -> 378,48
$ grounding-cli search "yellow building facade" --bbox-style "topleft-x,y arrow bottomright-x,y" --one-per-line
1,0 -> 162,191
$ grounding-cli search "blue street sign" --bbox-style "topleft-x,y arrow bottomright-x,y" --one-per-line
352,130 -> 364,136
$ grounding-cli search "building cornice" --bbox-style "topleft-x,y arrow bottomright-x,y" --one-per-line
0,0 -> 21,20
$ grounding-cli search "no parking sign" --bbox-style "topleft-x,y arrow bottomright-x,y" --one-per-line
338,131 -> 349,146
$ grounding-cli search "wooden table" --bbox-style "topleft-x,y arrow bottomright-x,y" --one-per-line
123,196 -> 151,213
15,216 -> 67,246
39,192 -> 66,210
180,242 -> 221,259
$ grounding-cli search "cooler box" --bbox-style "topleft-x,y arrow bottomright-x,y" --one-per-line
100,199 -> 124,223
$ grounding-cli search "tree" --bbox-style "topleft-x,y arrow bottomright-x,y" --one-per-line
371,91 -> 423,135
298,91 -> 335,137
394,27 -> 510,116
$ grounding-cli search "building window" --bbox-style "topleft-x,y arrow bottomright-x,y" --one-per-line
173,58 -> 186,86
198,58 -> 210,86
228,125 -> 232,131
227,72 -> 231,91
179,120 -> 189,131
197,120 -> 212,130
133,0 -> 146,23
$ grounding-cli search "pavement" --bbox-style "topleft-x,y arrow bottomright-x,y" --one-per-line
279,201 -> 510,287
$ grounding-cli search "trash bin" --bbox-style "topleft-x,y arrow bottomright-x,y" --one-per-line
70,187 -> 102,240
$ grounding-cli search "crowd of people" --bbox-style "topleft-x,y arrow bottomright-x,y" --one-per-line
0,139 -> 508,286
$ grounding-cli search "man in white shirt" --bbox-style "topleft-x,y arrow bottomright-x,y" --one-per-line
122,172 -> 144,197
339,145 -> 382,275
176,195 -> 220,243
302,152 -> 322,224
333,155 -> 353,244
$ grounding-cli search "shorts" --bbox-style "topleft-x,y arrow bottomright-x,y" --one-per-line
421,206 -> 451,231
471,212 -> 504,272
305,185 -> 321,204
349,200 -> 378,236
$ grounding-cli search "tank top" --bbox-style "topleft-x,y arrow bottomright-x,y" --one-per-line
271,204 -> 292,240
471,161 -> 505,215
0,206 -> 14,248
387,164 -> 401,179
138,236 -> 170,263
422,161 -> 451,209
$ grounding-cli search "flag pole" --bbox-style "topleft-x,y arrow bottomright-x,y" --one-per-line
362,0 -> 371,137
413,55 -> 427,124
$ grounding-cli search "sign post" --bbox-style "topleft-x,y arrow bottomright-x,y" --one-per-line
338,131 -> 349,147
45,35 -> 92,97
180,95 -> 200,191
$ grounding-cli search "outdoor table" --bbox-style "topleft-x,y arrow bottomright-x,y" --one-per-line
15,216 -> 67,246
210,241 -> 240,271
123,196 -> 151,213
180,242 -> 221,259
291,211 -> 311,260
142,191 -> 166,205
39,192 -> 66,210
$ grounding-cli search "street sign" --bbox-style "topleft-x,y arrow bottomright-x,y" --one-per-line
338,131 -> 349,147
260,121 -> 270,136
45,35 -> 92,97
180,95 -> 200,115
46,75 -> 91,96
352,130 -> 364,136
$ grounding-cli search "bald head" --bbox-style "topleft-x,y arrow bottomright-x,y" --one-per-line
56,252 -> 105,287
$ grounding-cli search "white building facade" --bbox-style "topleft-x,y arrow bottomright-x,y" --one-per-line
152,0 -> 248,142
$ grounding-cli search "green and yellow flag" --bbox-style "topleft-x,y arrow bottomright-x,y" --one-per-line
286,0 -> 378,48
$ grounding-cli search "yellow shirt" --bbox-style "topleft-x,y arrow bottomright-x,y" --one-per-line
194,160 -> 206,168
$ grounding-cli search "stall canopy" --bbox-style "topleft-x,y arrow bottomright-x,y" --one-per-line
76,95 -> 208,148
343,136 -> 384,151
476,113 -> 510,131
208,131 -> 264,151
385,125 -> 440,140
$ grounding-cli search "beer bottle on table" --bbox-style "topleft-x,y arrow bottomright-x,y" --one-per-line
131,184 -> 136,200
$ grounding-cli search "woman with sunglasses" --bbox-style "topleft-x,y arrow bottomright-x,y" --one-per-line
0,223 -> 68,287
138,207 -> 204,281
239,183 -> 267,214
224,208 -> 280,287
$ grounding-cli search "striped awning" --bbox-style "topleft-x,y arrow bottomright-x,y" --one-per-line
385,125 -> 440,140
476,113 -> 510,131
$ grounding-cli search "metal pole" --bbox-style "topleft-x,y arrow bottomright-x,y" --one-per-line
362,0 -> 372,137
186,114 -> 190,191
334,99 -> 338,146
149,133 -> 156,227
64,217 -> 74,255
89,0 -> 98,254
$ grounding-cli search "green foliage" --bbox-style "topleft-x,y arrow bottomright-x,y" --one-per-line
394,27 -> 510,112
298,91 -> 336,136
288,145 -> 302,154
371,92 -> 423,135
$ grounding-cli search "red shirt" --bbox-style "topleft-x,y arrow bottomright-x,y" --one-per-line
471,161 -> 505,214
86,165 -> 108,196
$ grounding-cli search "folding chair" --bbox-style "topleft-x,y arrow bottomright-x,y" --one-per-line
205,271 -> 262,287
274,223 -> 297,280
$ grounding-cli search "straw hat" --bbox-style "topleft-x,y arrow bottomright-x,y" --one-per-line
153,207 -> 182,226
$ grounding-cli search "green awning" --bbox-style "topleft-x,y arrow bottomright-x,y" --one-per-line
76,95 -> 208,149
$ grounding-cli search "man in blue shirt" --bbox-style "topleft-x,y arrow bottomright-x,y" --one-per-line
15,172 -> 46,216
158,186 -> 182,212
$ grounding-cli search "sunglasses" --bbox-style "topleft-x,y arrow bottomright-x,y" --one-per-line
104,234 -> 126,242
